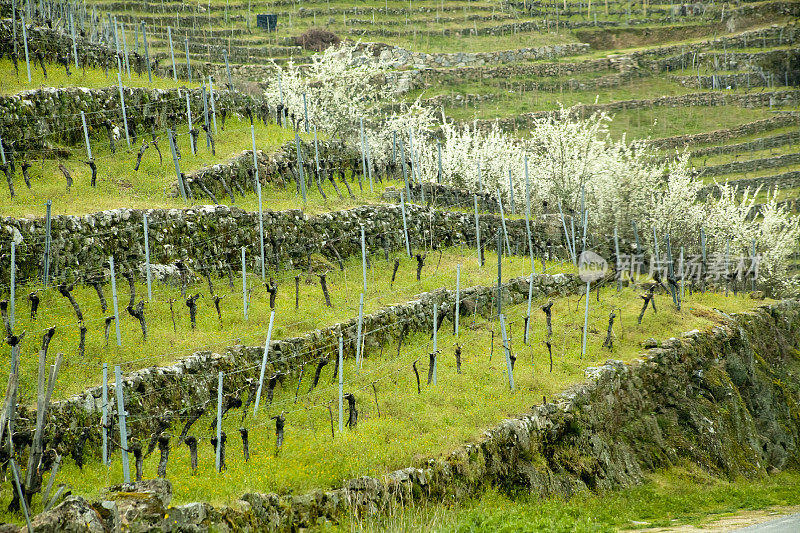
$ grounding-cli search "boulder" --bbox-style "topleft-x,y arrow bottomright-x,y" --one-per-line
101,479 -> 172,532
28,496 -> 105,533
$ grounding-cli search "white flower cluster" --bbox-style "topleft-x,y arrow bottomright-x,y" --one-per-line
271,45 -> 799,292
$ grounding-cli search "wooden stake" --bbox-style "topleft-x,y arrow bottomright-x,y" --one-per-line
253,310 -> 275,416
432,302 -> 438,384
355,293 -> 364,370
169,132 -> 186,200
184,38 -> 192,81
21,15 -> 31,83
496,230 -> 502,317
474,194 -> 483,266
143,213 -> 152,301
499,314 -> 515,389
294,134 -> 307,204
614,226 -> 621,292
209,77 -> 218,134
102,363 -> 108,465
400,192 -> 411,257
454,264 -> 460,337
109,256 -> 121,346
80,111 -> 92,160
338,335 -> 343,432
215,372 -> 223,472
43,200 -> 51,286
114,365 -> 131,483
360,226 -> 368,293
581,281 -> 590,357
168,26 -> 177,81
241,247 -> 247,319
252,126 -> 265,279
9,459 -> 32,532
186,93 -> 195,155
498,192 -> 512,257
9,242 -> 15,330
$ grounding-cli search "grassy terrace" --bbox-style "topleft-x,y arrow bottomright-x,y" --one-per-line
0,58 -> 199,95
4,249 -> 554,401
707,162 -> 800,185
500,106 -> 782,142
0,117 -> 304,218
673,124 -> 800,151
1,0 -> 798,525
343,467 -> 800,531
440,86 -> 798,123
691,143 -> 800,172
80,0 -> 731,59
0,282 -> 767,516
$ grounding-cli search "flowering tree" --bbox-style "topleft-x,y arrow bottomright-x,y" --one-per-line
411,109 -> 799,290
271,46 -> 798,291
263,44 -> 393,140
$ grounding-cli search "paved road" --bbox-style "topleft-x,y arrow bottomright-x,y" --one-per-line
734,513 -> 800,532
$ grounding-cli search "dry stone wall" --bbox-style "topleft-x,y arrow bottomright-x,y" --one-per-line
0,85 -> 264,151
697,152 -> 800,178
172,138 -> 357,200
690,130 -> 800,158
0,18 -> 150,79
349,42 -> 590,70
645,113 -> 799,150
0,202 -> 562,290
29,272 -> 581,455
478,90 -> 800,131
18,300 -> 800,531
699,170 -> 800,199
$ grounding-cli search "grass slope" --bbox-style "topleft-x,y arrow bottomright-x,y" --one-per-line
340,467 -> 800,531
0,283 -> 766,520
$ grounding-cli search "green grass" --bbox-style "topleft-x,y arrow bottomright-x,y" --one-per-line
605,106 -> 783,141
0,117 -> 302,218
338,467 -> 800,531
439,76 -> 704,118
664,125 -> 800,152
4,248 -> 555,402
0,58 -> 199,95
79,0 -> 743,58
387,31 -> 578,54
705,162 -> 800,185
0,282 -> 765,519
691,142 -> 800,170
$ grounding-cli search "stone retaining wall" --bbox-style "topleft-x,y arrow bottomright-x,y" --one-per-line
419,56 -> 620,88
697,152 -> 800,178
22,299 -> 800,531
673,72 -> 774,90
0,85 -> 264,151
178,144 -> 514,216
173,138 -> 359,201
0,18 -> 150,80
699,170 -> 800,199
690,130 -> 800,158
349,42 -> 590,70
646,114 -> 799,150
0,202 -> 562,291
477,90 -> 800,131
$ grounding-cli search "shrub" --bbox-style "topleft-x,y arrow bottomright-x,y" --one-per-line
296,29 -> 341,52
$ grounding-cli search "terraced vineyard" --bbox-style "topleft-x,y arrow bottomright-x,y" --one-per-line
0,0 -> 799,530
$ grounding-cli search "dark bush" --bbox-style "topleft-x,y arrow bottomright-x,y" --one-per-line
296,28 -> 341,52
